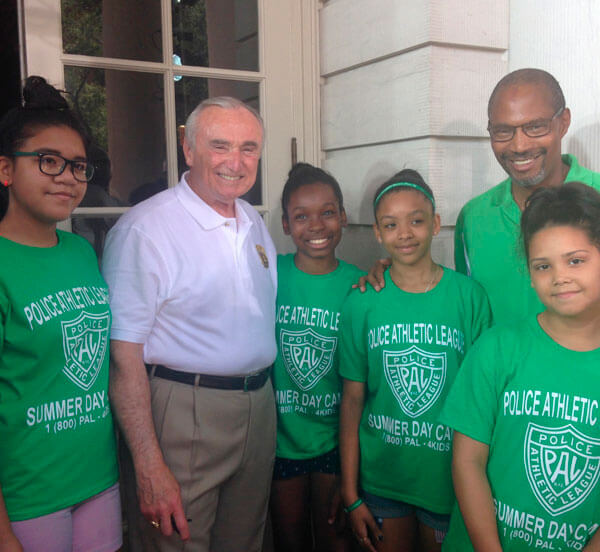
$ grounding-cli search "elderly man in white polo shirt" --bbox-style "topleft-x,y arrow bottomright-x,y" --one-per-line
102,97 -> 277,552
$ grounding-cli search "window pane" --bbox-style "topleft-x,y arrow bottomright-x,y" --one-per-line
175,77 -> 262,205
172,0 -> 258,71
61,0 -> 162,62
64,67 -> 167,207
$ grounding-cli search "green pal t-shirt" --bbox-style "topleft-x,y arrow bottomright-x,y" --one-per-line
454,154 -> 600,327
0,231 -> 118,521
274,254 -> 363,459
440,317 -> 600,551
339,268 -> 491,513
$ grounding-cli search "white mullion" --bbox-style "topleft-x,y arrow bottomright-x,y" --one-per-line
22,0 -> 63,86
161,0 -> 178,189
61,54 -> 265,82
164,65 -> 265,81
161,0 -> 173,63
302,0 -> 321,165
61,54 -> 168,74
257,0 -> 269,221
72,207 -> 129,216
17,1 -> 27,81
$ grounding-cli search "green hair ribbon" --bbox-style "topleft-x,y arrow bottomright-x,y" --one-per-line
374,182 -> 435,210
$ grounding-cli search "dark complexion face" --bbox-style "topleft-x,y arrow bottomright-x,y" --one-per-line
282,181 -> 346,272
373,189 -> 440,270
489,83 -> 570,190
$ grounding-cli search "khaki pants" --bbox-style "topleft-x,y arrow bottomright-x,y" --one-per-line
122,376 -> 276,552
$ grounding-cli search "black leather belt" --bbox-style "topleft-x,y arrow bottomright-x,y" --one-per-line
146,364 -> 271,391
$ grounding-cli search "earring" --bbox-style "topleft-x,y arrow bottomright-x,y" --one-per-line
2,180 -> 8,187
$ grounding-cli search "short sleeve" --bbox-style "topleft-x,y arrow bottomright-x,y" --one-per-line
338,291 -> 369,382
101,225 -> 169,343
439,330 -> 503,445
470,282 -> 493,343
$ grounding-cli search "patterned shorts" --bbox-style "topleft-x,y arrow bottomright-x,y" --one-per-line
273,447 -> 340,480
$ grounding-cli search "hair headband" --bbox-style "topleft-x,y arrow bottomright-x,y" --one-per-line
374,182 -> 435,210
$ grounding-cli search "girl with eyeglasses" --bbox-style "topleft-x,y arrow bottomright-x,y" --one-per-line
0,76 -> 121,552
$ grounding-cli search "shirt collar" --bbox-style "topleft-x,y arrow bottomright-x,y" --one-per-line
493,154 -> 577,221
175,171 -> 252,231
563,153 -> 581,182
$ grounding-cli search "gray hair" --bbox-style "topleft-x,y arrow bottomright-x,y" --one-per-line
184,96 -> 264,149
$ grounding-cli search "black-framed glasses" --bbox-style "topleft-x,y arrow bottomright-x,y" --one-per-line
487,107 -> 565,142
13,152 -> 95,182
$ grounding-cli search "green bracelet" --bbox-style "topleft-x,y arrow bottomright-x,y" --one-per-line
344,498 -> 363,513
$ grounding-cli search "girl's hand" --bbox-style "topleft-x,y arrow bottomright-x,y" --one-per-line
348,503 -> 383,552
0,532 -> 23,552
327,481 -> 345,531
582,528 -> 600,552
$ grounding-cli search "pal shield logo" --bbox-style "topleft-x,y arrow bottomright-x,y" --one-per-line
525,423 -> 600,516
281,328 -> 337,391
61,311 -> 110,391
383,346 -> 446,418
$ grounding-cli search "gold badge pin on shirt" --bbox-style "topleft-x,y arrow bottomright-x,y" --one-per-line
256,245 -> 269,268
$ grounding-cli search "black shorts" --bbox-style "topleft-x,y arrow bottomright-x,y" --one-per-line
273,447 -> 340,480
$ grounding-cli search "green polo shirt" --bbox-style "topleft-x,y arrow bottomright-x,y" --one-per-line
454,155 -> 600,326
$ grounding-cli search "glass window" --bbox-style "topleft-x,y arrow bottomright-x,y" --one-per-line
64,67 -> 167,207
172,0 -> 258,71
62,0 -> 259,71
61,0 -> 163,62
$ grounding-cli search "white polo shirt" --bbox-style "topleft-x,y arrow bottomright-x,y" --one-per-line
101,173 -> 277,376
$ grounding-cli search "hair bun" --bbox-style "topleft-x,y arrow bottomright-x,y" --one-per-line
22,76 -> 69,110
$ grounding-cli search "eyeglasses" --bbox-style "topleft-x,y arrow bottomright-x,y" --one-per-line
13,152 -> 95,182
487,107 -> 565,142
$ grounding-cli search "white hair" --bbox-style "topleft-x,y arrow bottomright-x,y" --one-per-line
184,96 -> 264,149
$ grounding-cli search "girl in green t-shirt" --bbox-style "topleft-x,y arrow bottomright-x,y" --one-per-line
270,163 -> 359,552
0,77 -> 120,551
442,182 -> 600,552
339,169 -> 491,552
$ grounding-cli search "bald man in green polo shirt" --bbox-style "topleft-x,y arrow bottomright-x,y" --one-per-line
363,69 -> 600,326
454,68 -> 600,326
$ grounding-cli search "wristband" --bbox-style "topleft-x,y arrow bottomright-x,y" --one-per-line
343,498 -> 363,513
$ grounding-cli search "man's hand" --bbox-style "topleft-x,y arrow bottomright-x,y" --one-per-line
354,258 -> 391,292
109,340 -> 190,541
136,461 -> 190,540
